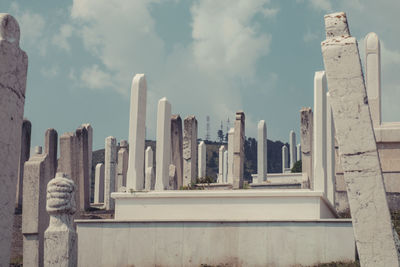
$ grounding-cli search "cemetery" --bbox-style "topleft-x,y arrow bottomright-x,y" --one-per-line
0,8 -> 400,267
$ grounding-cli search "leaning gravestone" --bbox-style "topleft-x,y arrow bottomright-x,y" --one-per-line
0,13 -> 28,266
321,12 -> 399,266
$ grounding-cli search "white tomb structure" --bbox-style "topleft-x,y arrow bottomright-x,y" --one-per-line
75,28 -> 362,264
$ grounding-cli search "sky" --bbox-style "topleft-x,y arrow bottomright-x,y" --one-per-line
1,0 -> 399,150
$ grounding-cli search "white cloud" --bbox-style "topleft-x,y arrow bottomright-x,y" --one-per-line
308,0 -> 332,11
52,24 -> 74,51
9,3 -> 48,55
303,29 -> 318,43
191,0 -> 271,78
40,65 -> 59,78
80,64 -> 113,90
69,0 -> 276,139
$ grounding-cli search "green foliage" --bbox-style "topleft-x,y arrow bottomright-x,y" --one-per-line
217,129 -> 224,143
291,160 -> 302,173
196,176 -> 215,184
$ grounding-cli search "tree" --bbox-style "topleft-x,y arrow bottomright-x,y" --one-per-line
291,160 -> 302,173
217,129 -> 224,143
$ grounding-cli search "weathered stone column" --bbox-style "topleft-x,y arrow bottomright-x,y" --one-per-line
183,115 -> 198,186
104,136 -> 117,210
116,140 -> 129,191
198,141 -> 206,179
300,107 -> 313,188
297,144 -> 301,161
218,145 -> 226,183
155,98 -> 171,190
22,152 -> 51,266
257,120 -> 267,183
321,12 -> 399,266
0,14 -> 28,265
232,111 -> 245,189
365,32 -> 381,128
326,94 -> 336,206
44,172 -> 77,267
227,128 -> 234,184
127,74 -> 147,190
16,119 -> 31,210
45,128 -> 58,178
171,115 -> 183,189
94,163 -> 105,203
81,124 -> 93,199
76,126 -> 90,211
313,71 -> 327,194
58,132 -> 79,210
289,130 -> 297,168
145,146 -> 155,190
223,150 -> 228,183
282,145 -> 288,173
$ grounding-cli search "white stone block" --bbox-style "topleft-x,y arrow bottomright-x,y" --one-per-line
104,136 -> 117,210
198,141 -> 206,179
127,74 -> 147,190
257,120 -> 267,182
155,98 -> 171,190
227,128 -> 234,184
218,145 -> 226,183
290,130 -> 297,168
94,163 -> 105,203
282,145 -> 288,173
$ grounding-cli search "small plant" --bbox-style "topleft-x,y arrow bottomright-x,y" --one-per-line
196,176 -> 214,184
291,160 -> 302,173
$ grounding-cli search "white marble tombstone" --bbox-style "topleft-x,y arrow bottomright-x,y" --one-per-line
313,71 -> 327,195
127,74 -> 147,190
227,128 -> 235,184
218,145 -> 226,183
155,98 -> 172,190
94,163 -> 105,203
257,120 -> 267,183
365,32 -> 381,127
198,141 -> 207,179
289,130 -> 297,169
282,145 -> 288,173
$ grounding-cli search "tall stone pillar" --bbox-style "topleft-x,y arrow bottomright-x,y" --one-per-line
257,120 -> 267,183
58,132 -> 79,211
44,173 -> 77,267
145,146 -> 155,190
321,12 -> 399,266
300,107 -> 313,189
0,14 -> 28,265
218,145 -> 226,183
171,115 -> 183,189
76,126 -> 90,211
94,163 -> 105,203
155,98 -> 171,190
104,136 -> 117,210
45,128 -> 58,178
365,32 -> 381,128
227,128 -> 235,184
127,74 -> 147,190
326,94 -> 336,206
183,116 -> 198,186
22,154 -> 50,267
116,140 -> 129,191
223,150 -> 228,183
198,141 -> 206,179
232,111 -> 245,189
16,119 -> 31,210
282,145 -> 288,173
289,130 -> 297,168
297,144 -> 301,161
313,71 -> 327,194
81,124 -> 93,198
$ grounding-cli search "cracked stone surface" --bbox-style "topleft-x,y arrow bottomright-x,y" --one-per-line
321,11 -> 399,266
183,115 -> 198,186
0,13 -> 28,266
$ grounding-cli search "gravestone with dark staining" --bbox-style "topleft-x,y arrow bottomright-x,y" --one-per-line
0,13 -> 28,266
16,119 -> 31,210
300,107 -> 313,188
171,115 -> 183,189
232,111 -> 245,189
117,140 -> 129,191
183,115 -> 198,187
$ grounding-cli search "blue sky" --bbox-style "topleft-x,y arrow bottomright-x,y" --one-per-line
1,0 -> 399,150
